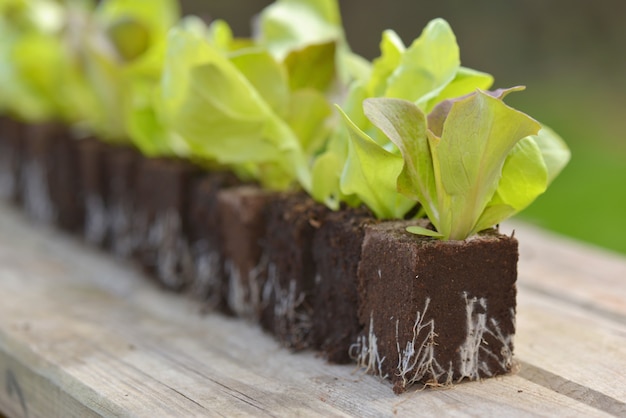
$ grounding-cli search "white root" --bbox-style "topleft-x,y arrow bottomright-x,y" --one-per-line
352,286 -> 514,391
268,269 -> 312,348
144,209 -> 193,289
188,240 -> 222,304
227,254 -> 267,320
458,292 -> 515,381
349,313 -> 387,379
395,298 -> 453,390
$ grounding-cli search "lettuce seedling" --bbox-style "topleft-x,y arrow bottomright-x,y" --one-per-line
165,0 -> 353,191
80,0 -> 179,146
312,18 -> 493,210
0,0 -> 97,123
343,88 -> 570,240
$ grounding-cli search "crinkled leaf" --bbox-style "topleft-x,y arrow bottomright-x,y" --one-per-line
338,106 -> 413,219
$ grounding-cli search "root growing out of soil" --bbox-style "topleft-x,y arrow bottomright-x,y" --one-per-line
226,254 -> 267,320
349,313 -> 387,379
146,209 -> 194,289
263,265 -> 313,349
353,290 -> 515,392
458,292 -> 514,380
395,298 -> 453,390
188,240 -> 222,305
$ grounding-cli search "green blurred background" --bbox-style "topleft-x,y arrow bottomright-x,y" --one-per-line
181,0 -> 626,254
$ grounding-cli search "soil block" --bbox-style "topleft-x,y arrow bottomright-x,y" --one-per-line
21,123 -> 84,232
186,171 -> 239,311
217,186 -> 273,320
104,144 -> 140,258
355,221 -> 518,393
135,157 -> 198,291
0,116 -> 24,204
261,192 -> 328,350
77,138 -> 109,245
311,207 -> 375,363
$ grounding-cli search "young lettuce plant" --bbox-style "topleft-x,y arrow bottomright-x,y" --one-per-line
311,18 -> 493,211
80,0 -> 180,146
0,0 -> 97,124
165,0 -> 354,191
340,87 -> 570,240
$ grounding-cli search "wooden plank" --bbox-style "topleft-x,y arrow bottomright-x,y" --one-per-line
1,204 -> 625,417
507,222 -> 626,319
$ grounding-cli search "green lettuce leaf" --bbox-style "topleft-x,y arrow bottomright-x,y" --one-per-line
258,0 -> 343,61
164,22 -> 313,191
363,89 -> 556,240
362,97 -> 438,222
385,18 -> 460,108
338,106 -> 414,219
432,91 -> 542,239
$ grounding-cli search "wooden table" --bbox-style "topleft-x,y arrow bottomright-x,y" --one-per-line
0,203 -> 625,417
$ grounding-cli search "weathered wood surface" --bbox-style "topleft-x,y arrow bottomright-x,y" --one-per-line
0,204 -> 625,417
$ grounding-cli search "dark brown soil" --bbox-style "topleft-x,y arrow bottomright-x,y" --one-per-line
0,116 -> 25,204
77,138 -> 109,245
217,186 -> 273,320
311,207 -> 375,363
134,157 -> 199,290
261,192 -> 329,350
104,144 -> 140,258
357,222 -> 518,393
186,171 -> 239,311
22,123 -> 84,232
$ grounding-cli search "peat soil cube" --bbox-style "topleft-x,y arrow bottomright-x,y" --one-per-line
0,116 -> 25,203
311,207 -> 375,363
49,130 -> 84,233
218,186 -> 273,320
355,221 -> 518,394
21,123 -> 84,232
77,138 -> 109,245
135,157 -> 197,291
104,144 -> 140,258
186,171 -> 239,311
261,193 -> 328,350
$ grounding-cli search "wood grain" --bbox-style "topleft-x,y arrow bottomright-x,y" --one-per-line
1,205 -> 625,417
